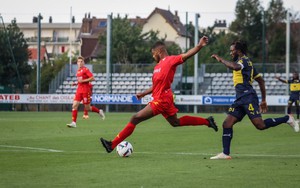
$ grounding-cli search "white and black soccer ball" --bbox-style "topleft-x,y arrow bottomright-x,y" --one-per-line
116,141 -> 133,157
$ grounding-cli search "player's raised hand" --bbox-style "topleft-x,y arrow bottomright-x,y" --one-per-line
211,54 -> 222,62
199,36 -> 209,47
259,101 -> 268,113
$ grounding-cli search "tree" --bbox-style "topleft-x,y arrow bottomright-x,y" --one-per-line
0,19 -> 31,91
98,16 -> 181,64
228,0 -> 299,65
230,0 -> 264,62
29,53 -> 72,93
265,0 -> 287,63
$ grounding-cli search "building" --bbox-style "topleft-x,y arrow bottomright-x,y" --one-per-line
142,7 -> 191,50
212,19 -> 229,34
16,17 -> 81,61
10,8 -> 195,61
28,47 -> 49,65
80,13 -> 147,61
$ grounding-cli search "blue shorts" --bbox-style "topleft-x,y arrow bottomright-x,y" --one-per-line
228,93 -> 262,121
288,93 -> 299,105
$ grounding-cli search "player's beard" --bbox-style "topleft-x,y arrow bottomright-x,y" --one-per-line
232,54 -> 238,62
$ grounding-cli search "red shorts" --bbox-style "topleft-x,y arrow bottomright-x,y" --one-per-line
149,92 -> 178,118
74,92 -> 91,105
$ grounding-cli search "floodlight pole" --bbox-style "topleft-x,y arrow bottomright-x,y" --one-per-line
193,13 -> 200,114
69,7 -> 72,76
262,9 -> 266,77
36,13 -> 42,111
285,10 -> 291,114
184,12 -> 188,92
106,14 -> 112,113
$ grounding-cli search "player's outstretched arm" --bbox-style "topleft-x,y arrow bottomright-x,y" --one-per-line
211,54 -> 241,71
255,76 -> 268,113
275,76 -> 287,84
181,36 -> 208,61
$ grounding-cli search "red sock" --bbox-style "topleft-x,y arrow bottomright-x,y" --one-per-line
72,109 -> 78,122
179,115 -> 209,126
112,122 -> 136,149
91,106 -> 99,113
84,108 -> 88,116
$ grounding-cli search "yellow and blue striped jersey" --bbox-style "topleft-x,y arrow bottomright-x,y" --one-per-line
287,79 -> 300,95
232,56 -> 260,99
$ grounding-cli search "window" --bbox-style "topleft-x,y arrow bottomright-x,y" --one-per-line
98,21 -> 107,28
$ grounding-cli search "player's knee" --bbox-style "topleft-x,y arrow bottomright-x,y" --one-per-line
169,120 -> 180,127
130,114 -> 143,125
254,123 -> 265,130
170,122 -> 180,127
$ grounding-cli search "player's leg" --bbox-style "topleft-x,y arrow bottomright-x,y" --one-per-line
67,100 -> 80,128
295,100 -> 299,120
83,92 -> 105,120
210,114 -> 237,160
100,104 -> 155,153
287,99 -> 293,114
166,113 -> 218,132
249,102 -> 298,132
252,115 -> 292,130
83,88 -> 93,119
159,94 -> 218,131
83,107 -> 89,119
211,101 -> 243,160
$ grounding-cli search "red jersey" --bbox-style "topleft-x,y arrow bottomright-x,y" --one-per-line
76,66 -> 93,93
152,55 -> 184,99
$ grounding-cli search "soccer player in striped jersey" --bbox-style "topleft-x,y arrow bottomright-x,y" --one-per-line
275,72 -> 300,120
210,41 -> 299,160
100,36 -> 218,153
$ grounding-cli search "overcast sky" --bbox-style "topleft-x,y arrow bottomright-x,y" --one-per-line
0,0 -> 299,27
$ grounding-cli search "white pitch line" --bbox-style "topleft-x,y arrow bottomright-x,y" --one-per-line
62,151 -> 300,158
134,151 -> 300,158
0,146 -> 299,158
0,145 -> 64,153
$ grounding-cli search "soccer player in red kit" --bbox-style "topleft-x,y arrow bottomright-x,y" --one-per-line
67,56 -> 105,128
100,36 -> 218,153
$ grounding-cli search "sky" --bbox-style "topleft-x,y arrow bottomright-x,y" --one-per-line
0,0 -> 299,27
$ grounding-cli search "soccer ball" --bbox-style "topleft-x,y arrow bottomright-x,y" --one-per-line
116,141 -> 133,157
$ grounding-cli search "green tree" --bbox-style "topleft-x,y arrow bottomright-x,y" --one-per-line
230,0 -> 263,62
29,53 -> 72,93
265,0 -> 287,63
183,22 -> 236,75
0,19 -> 31,91
99,16 -> 181,64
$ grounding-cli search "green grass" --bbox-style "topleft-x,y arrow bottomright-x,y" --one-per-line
0,112 -> 300,188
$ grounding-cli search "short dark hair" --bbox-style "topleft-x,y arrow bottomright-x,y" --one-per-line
151,41 -> 165,51
231,40 -> 248,55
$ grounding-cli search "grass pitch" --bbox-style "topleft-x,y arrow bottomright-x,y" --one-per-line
0,111 -> 299,188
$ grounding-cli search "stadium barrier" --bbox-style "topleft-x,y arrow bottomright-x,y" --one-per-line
0,93 -> 289,106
